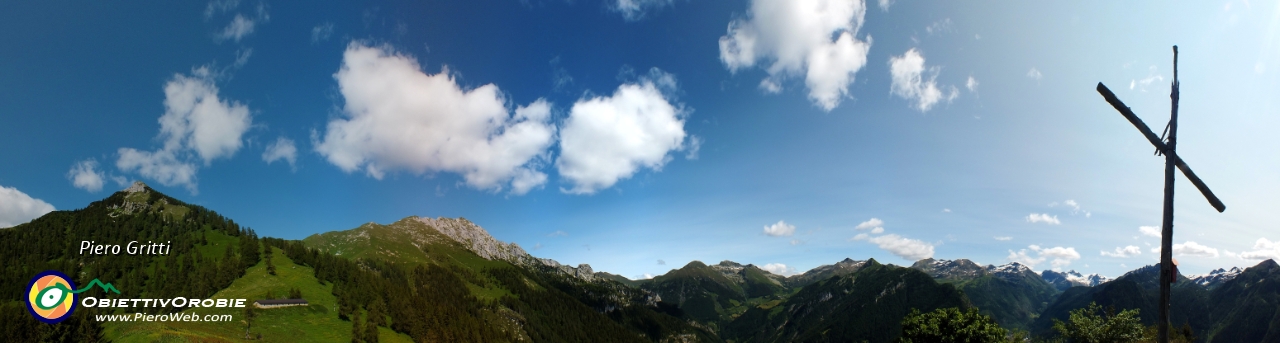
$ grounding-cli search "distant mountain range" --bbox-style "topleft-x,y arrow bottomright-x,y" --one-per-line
3,183 -> 1276,342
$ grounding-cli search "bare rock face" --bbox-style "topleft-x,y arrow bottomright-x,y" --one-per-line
412,216 -> 598,282
109,181 -> 152,217
124,181 -> 147,193
416,217 -> 529,262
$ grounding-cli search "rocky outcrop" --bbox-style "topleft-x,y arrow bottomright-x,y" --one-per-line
416,217 -> 531,263
407,216 -> 604,282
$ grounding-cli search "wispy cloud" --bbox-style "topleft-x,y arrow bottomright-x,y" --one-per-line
868,234 -> 934,261
889,48 -> 958,112
1008,244 -> 1079,270
311,22 -> 334,43
262,137 -> 298,171
610,0 -> 676,21
216,14 -> 256,42
1101,245 -> 1141,258
1173,241 -> 1219,258
994,236 -> 1012,241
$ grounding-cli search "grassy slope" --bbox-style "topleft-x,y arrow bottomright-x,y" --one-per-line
301,218 -> 516,302
106,245 -> 413,343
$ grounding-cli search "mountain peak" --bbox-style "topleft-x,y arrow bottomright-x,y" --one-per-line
683,260 -> 708,269
413,216 -> 530,263
911,258 -> 986,281
124,181 -> 148,193
1189,266 -> 1244,289
718,260 -> 743,268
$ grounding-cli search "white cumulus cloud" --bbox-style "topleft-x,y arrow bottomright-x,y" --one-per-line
314,44 -> 556,195
68,159 -> 107,192
1101,245 -> 1141,258
855,217 -> 883,230
1240,238 -> 1280,260
889,48 -> 957,111
1026,213 -> 1060,225
868,234 -> 934,261
718,0 -> 872,111
761,263 -> 798,276
1008,245 -> 1080,270
262,137 -> 298,170
966,76 -> 978,93
763,220 -> 796,237
117,68 -> 252,193
557,69 -> 688,194
0,185 -> 55,228
1139,226 -> 1162,238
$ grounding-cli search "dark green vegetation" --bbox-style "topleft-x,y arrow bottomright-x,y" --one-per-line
898,307 -> 1010,343
635,260 -> 789,332
1052,302 -> 1146,343
909,259 -> 1057,332
4,184 -> 1280,342
720,260 -> 970,343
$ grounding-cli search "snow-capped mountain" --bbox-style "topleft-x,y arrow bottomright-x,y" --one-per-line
1041,269 -> 1109,291
910,258 -> 987,280
986,262 -> 1037,282
1188,266 -> 1243,290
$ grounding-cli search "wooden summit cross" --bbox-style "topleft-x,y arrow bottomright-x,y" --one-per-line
1096,46 -> 1226,343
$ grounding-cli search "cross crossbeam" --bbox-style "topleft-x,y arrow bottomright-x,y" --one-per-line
1095,83 -> 1226,213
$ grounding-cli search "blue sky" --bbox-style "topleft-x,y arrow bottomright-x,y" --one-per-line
2,0 -> 1278,280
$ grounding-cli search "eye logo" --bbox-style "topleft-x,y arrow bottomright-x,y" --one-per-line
27,271 -> 78,324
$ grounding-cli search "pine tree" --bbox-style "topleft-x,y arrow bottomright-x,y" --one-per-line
365,314 -> 380,343
368,298 -> 387,327
266,246 -> 277,276
351,312 -> 365,343
243,304 -> 257,340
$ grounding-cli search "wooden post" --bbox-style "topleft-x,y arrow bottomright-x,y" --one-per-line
1158,45 -> 1179,343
